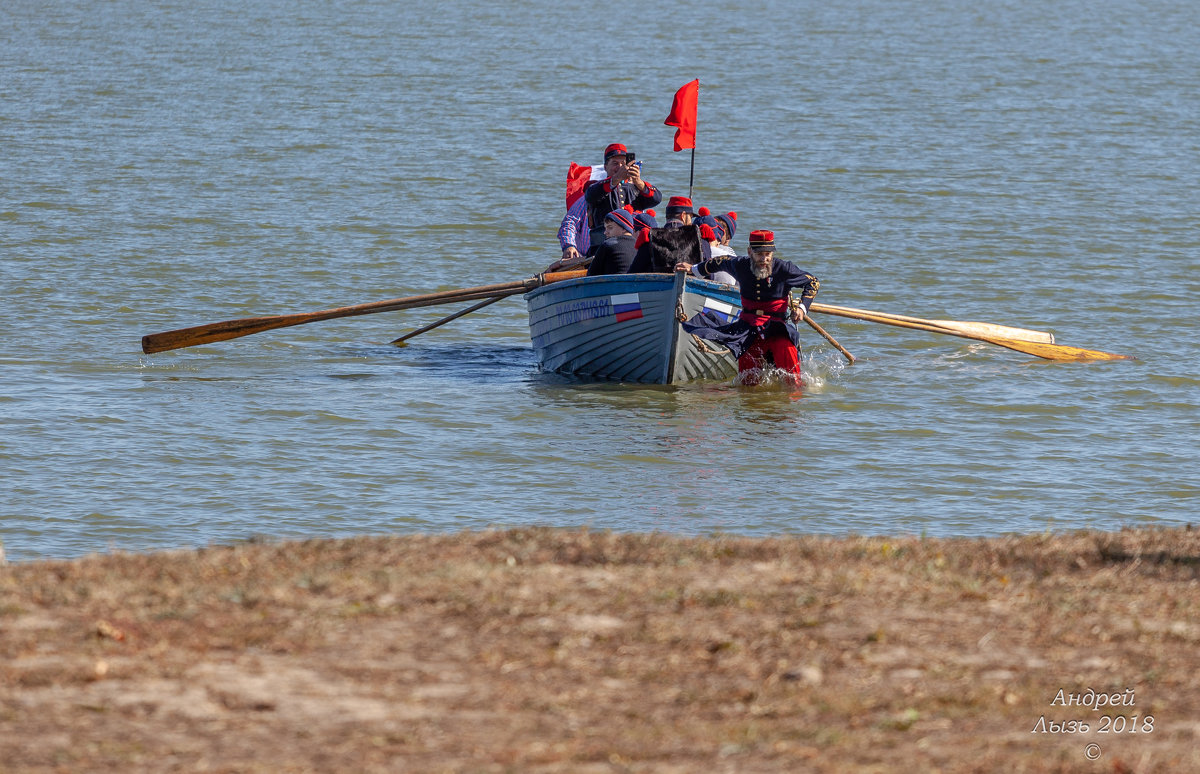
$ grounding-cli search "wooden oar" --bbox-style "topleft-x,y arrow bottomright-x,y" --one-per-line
802,316 -> 855,364
141,270 -> 587,354
391,253 -> 599,347
542,254 -> 595,276
809,306 -> 1133,362
388,255 -> 598,347
390,293 -> 512,346
809,302 -> 1055,344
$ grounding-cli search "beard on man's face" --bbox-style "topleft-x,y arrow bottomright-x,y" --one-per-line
752,257 -> 772,280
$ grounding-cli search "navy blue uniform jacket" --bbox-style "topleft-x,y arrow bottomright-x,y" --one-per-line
584,178 -> 662,250
586,235 -> 638,276
682,256 -> 820,358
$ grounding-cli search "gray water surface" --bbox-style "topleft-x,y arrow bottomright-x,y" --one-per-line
2,0 -> 1197,560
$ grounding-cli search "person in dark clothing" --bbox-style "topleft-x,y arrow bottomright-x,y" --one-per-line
694,207 -> 720,235
586,208 -> 640,276
583,144 -> 662,252
662,195 -> 696,227
690,211 -> 737,284
715,211 -> 738,244
677,230 -> 819,384
626,224 -> 713,274
633,209 -> 658,230
626,195 -> 713,273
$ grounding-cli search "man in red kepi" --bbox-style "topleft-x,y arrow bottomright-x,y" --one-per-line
583,143 -> 662,252
677,230 -> 820,384
662,196 -> 696,227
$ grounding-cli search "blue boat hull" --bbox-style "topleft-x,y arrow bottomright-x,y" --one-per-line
525,273 -> 742,383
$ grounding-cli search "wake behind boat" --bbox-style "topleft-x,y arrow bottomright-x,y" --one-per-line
525,272 -> 741,383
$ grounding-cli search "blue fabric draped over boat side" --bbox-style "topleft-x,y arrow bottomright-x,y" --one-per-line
681,313 -> 802,359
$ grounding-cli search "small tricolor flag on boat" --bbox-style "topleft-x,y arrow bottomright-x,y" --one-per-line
611,294 -> 643,323
702,298 -> 735,324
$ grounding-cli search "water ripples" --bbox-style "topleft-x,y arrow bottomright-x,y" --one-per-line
2,0 -> 1197,560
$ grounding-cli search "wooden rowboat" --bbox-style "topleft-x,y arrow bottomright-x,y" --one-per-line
525,272 -> 741,383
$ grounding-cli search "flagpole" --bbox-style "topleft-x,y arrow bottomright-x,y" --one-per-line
688,148 -> 695,200
690,80 -> 697,200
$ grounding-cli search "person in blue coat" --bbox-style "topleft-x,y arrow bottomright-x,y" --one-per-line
583,143 -> 662,252
677,230 -> 819,384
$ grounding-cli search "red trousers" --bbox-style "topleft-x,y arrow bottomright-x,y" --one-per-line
738,335 -> 801,382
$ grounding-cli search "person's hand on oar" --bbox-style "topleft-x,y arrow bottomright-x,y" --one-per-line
546,252 -> 592,273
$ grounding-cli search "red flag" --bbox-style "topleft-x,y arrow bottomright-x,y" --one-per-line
565,161 -> 606,210
664,79 -> 699,151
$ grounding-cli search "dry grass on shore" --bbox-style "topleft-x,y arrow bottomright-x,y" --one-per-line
2,526 -> 1199,773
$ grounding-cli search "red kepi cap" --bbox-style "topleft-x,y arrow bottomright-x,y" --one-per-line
665,196 -> 694,215
749,230 -> 776,251
604,143 -> 629,160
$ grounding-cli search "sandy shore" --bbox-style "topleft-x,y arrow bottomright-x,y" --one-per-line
2,526 -> 1197,773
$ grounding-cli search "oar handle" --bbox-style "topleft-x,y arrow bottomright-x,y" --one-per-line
544,255 -> 594,273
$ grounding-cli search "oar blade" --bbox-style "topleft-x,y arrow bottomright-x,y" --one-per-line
810,305 -> 1133,362
141,270 -> 589,354
938,321 -> 1054,344
141,314 -> 309,354
808,303 -> 1055,344
983,337 -> 1135,362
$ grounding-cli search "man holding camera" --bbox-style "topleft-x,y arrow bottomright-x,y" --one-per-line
583,143 -> 661,253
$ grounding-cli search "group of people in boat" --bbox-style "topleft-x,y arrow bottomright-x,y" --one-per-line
550,142 -> 821,383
